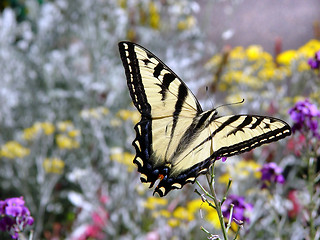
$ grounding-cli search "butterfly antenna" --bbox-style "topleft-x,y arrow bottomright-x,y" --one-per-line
214,98 -> 245,110
205,86 -> 215,108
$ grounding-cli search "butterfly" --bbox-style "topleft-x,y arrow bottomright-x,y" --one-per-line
118,41 -> 291,197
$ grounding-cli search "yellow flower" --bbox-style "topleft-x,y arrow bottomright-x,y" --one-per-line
177,16 -> 196,31
143,196 -> 168,210
218,172 -> 231,184
187,199 -> 203,214
110,147 -> 135,172
56,134 -> 79,149
206,211 -> 221,229
22,122 -> 55,140
158,209 -> 171,218
41,122 -> 55,135
206,54 -> 222,68
22,122 -> 42,140
261,52 -> 273,62
57,121 -> 74,132
43,157 -> 65,174
298,39 -> 320,58
117,109 -> 140,124
0,141 -> 30,159
258,66 -> 276,80
149,2 -> 160,29
223,71 -> 260,88
229,46 -> 245,60
246,45 -> 263,61
68,129 -> 80,138
172,206 -> 194,221
276,50 -> 297,65
297,61 -> 310,72
168,218 -> 180,228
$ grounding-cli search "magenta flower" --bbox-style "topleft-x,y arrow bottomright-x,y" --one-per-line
288,99 -> 320,139
260,162 -> 285,188
308,50 -> 320,69
217,156 -> 228,162
0,197 -> 34,239
221,194 -> 253,224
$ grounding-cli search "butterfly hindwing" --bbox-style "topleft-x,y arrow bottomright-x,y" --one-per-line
118,41 -> 292,197
207,115 -> 291,157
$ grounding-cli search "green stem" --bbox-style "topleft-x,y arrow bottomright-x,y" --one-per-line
206,167 -> 229,240
307,155 -> 315,240
207,175 -> 228,240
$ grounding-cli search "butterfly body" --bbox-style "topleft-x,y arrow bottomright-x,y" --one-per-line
118,41 -> 291,197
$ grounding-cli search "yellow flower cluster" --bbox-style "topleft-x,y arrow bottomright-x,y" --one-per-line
56,134 -> 79,149
116,109 -> 140,124
56,121 -> 80,150
23,122 -> 55,141
208,39 -> 320,92
277,39 -> 320,65
0,141 -> 30,159
143,197 -> 220,229
22,120 -> 81,150
110,147 -> 135,172
43,157 -> 65,174
276,39 -> 320,72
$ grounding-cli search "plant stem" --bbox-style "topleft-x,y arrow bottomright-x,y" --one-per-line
307,154 -> 316,240
206,167 -> 229,240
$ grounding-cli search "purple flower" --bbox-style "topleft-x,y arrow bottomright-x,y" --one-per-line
308,50 -> 320,69
308,58 -> 319,69
316,50 -> 320,61
216,156 -> 228,162
260,162 -> 285,188
0,197 -> 34,239
5,197 -> 27,217
221,194 -> 253,224
288,99 -> 320,139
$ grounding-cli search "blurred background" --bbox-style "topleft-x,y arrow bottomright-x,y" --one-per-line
198,0 -> 320,53
0,0 -> 319,239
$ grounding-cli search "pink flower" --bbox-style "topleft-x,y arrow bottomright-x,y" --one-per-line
78,209 -> 108,240
287,190 -> 301,219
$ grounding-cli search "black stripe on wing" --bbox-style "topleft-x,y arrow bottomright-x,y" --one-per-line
118,42 -> 151,117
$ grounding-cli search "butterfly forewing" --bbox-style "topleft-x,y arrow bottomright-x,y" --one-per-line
119,42 -> 202,118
